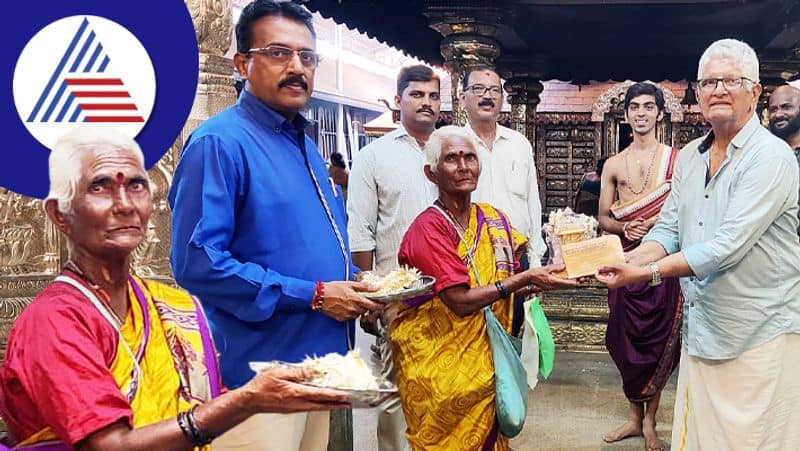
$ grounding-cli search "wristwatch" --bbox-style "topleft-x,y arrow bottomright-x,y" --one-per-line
648,262 -> 662,286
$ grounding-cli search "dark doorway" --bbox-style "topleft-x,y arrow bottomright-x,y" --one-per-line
618,123 -> 633,152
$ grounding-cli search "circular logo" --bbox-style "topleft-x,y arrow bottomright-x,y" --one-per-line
2,1 -> 198,199
13,15 -> 157,150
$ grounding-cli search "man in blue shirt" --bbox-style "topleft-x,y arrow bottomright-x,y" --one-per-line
168,2 -> 379,450
596,39 -> 800,450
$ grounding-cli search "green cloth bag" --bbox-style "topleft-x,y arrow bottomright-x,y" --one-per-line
528,296 -> 556,379
484,306 -> 528,438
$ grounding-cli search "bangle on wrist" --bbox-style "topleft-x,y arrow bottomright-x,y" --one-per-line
186,404 -> 214,446
177,410 -> 193,444
311,281 -> 325,311
622,222 -> 630,235
178,405 -> 214,446
494,280 -> 509,299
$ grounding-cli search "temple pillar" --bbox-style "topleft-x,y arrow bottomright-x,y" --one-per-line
524,79 -> 544,149
187,0 -> 238,131
502,75 -> 544,146
504,78 -> 528,136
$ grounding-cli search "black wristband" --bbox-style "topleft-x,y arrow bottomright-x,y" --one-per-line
494,280 -> 508,299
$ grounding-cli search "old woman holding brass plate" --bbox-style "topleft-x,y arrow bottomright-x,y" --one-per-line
0,128 -> 348,451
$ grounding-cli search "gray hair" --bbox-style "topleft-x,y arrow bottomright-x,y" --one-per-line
698,39 -> 760,87
424,125 -> 480,172
47,127 -> 146,214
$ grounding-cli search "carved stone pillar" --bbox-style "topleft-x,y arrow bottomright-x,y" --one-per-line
439,34 -> 501,126
187,0 -> 237,131
504,78 -> 527,136
524,79 -> 544,148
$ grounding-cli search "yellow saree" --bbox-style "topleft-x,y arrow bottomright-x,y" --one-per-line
14,275 -> 220,451
391,203 -> 527,451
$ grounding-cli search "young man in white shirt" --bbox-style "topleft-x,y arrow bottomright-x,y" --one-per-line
347,65 -> 441,451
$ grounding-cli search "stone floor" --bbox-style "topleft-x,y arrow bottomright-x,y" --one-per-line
353,338 -> 678,451
509,352 -> 677,451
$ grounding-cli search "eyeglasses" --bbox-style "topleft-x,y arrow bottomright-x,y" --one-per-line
696,77 -> 754,93
247,45 -> 319,68
465,85 -> 503,97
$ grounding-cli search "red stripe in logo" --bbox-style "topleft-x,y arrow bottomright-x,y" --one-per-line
65,78 -> 124,85
85,116 -> 145,123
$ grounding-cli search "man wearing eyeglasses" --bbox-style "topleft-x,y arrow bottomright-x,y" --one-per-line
460,66 -> 546,335
168,2 -> 380,450
768,84 -> 800,237
595,39 -> 800,450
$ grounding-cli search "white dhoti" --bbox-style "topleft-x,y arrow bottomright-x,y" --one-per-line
671,333 -> 800,451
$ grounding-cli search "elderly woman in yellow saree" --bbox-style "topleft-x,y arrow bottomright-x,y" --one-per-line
0,128 -> 348,451
389,126 -> 577,450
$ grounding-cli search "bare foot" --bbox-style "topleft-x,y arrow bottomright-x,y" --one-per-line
602,419 -> 643,443
642,418 -> 664,451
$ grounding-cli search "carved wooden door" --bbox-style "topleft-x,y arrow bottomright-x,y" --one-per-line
534,114 -> 600,217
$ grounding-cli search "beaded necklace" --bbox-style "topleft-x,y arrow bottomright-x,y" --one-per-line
624,143 -> 660,195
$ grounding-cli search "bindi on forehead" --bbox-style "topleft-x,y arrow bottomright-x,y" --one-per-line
441,143 -> 477,158
468,71 -> 499,84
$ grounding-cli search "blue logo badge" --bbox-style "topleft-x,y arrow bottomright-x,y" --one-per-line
4,1 -> 198,198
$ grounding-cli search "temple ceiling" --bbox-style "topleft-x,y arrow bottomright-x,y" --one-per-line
303,0 -> 800,82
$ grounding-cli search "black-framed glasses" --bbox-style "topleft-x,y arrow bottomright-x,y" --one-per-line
247,45 -> 320,68
696,77 -> 754,93
465,85 -> 503,97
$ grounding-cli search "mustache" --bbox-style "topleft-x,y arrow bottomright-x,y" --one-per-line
478,99 -> 495,108
417,107 -> 435,115
278,75 -> 308,91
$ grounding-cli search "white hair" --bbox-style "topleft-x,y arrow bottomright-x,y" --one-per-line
424,125 -> 481,172
697,39 -> 760,85
47,127 -> 146,213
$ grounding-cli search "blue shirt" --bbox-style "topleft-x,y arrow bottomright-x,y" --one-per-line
168,90 -> 358,388
646,113 -> 800,360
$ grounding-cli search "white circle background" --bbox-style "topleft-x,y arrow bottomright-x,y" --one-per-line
13,15 -> 156,149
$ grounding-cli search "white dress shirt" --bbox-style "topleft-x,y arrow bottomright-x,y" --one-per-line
466,122 -> 545,266
347,125 -> 438,272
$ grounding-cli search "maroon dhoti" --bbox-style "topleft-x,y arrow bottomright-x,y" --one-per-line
606,279 -> 681,401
